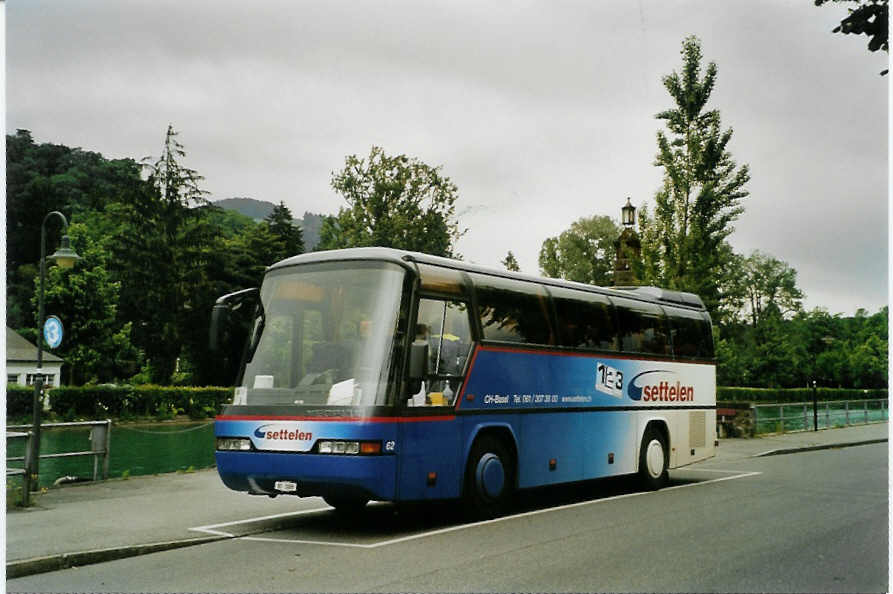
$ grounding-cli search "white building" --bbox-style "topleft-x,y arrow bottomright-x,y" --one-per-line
6,327 -> 64,387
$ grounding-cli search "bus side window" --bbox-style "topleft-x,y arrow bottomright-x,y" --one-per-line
612,297 -> 670,356
550,287 -> 617,351
471,274 -> 554,345
668,310 -> 714,360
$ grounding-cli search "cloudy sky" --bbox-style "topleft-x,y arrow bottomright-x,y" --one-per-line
7,0 -> 888,315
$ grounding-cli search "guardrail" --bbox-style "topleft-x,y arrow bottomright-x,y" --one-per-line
7,420 -> 112,489
6,431 -> 33,506
752,399 -> 887,435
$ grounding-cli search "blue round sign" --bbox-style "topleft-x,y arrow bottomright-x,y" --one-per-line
43,316 -> 63,349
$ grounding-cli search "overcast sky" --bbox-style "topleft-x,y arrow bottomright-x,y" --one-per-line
7,0 -> 888,316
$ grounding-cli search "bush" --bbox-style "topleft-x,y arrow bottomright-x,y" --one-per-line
7,384 -> 34,418
6,384 -> 233,421
718,387 -> 887,403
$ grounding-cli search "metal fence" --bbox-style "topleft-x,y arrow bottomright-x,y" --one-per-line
6,431 -> 33,505
752,399 -> 888,435
6,420 -> 112,494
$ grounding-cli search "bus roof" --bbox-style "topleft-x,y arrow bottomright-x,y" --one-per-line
270,247 -> 706,311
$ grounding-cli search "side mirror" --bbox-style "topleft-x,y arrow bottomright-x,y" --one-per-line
408,340 -> 429,380
208,287 -> 259,353
209,304 -> 230,352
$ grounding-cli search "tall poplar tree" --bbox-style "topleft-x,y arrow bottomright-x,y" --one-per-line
638,36 -> 750,316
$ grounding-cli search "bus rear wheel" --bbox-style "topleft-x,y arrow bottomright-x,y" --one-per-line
638,426 -> 669,490
463,435 -> 515,519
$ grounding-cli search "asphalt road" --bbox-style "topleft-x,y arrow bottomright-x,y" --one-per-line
8,443 -> 887,593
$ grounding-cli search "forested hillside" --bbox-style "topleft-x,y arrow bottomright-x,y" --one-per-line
6,129 -> 311,386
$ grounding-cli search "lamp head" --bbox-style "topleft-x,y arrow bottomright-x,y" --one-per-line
621,197 -> 636,227
49,235 -> 81,269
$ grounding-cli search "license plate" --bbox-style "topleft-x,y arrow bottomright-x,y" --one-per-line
274,480 -> 297,493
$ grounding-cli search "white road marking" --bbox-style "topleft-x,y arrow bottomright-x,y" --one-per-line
190,507 -> 332,537
190,469 -> 762,549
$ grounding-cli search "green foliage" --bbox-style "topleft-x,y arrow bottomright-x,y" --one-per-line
538,215 -> 620,285
203,206 -> 256,239
33,216 -> 142,384
815,0 -> 888,74
111,125 -> 217,384
264,201 -> 304,260
716,306 -> 888,389
735,251 -> 803,326
31,385 -> 233,420
718,386 -> 887,403
319,146 -> 463,257
7,385 -> 34,418
502,251 -> 520,272
638,36 -> 750,319
6,129 -> 145,329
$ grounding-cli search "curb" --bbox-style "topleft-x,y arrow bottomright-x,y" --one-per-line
752,438 -> 887,458
6,535 -> 229,579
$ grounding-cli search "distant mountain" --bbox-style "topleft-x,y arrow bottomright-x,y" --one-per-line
214,198 -> 326,251
214,197 -> 276,221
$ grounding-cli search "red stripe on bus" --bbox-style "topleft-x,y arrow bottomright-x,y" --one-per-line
216,415 -> 455,423
455,344 -> 482,411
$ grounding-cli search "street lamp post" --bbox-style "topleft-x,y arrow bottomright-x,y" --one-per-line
29,211 -> 80,491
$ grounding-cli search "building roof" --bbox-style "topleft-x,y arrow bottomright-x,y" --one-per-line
6,327 -> 64,363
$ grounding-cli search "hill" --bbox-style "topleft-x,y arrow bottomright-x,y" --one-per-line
214,198 -> 325,251
214,197 -> 275,220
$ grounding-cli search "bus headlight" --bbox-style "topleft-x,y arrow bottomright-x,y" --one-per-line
217,438 -> 252,451
317,440 -> 380,455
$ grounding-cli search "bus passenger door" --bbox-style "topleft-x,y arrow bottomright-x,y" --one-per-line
397,298 -> 473,501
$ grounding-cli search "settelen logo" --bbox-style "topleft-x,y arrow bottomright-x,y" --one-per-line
627,370 -> 694,402
254,424 -> 313,441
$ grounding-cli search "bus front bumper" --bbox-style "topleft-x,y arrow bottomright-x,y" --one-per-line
215,451 -> 397,501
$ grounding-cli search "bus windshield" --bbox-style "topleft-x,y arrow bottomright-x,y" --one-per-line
235,261 -> 405,408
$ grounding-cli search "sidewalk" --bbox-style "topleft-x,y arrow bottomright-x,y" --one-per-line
6,422 -> 888,578
713,421 -> 888,461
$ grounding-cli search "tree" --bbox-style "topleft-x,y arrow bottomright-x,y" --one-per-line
815,0 -> 888,75
112,125 -> 214,384
34,218 -> 141,384
318,146 -> 463,256
740,251 -> 803,326
502,251 -> 520,272
6,129 -> 145,329
638,36 -> 750,318
538,215 -> 619,285
264,201 -> 304,261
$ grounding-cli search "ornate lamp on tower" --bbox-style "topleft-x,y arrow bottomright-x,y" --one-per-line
613,197 -> 641,286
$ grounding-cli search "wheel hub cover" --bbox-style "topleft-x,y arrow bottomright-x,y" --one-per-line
646,440 -> 664,478
476,453 -> 505,500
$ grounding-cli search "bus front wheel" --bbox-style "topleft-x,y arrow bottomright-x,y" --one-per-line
638,426 -> 669,490
463,435 -> 515,519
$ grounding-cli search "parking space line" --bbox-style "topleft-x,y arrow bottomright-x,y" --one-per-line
190,507 -> 332,537
194,470 -> 761,549
242,536 -> 377,548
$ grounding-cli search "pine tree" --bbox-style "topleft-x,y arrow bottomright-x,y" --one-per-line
264,201 -> 304,260
113,125 -> 214,383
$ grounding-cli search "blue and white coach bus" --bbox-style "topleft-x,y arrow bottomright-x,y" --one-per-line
211,247 -> 716,517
